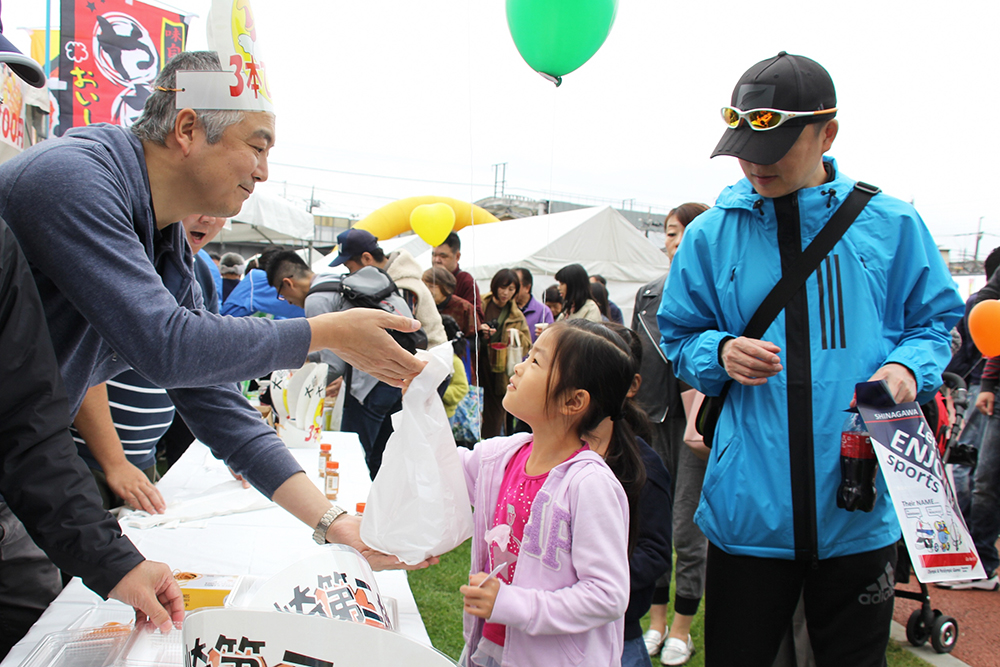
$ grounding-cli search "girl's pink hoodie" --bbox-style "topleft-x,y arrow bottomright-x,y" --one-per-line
459,433 -> 630,667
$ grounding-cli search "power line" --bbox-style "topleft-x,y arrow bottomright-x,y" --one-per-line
270,162 -> 492,189
270,162 -> 674,214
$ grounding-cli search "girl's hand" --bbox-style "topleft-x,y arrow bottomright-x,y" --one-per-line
460,572 -> 500,620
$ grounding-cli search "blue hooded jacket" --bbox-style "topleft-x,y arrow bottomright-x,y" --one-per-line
658,157 -> 963,560
221,268 -> 305,320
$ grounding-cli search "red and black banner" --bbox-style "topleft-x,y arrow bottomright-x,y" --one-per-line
57,0 -> 189,135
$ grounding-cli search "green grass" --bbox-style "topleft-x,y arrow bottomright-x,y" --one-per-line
409,543 -> 932,666
407,538 -> 471,660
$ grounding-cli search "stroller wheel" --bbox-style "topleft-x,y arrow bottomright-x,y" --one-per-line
930,615 -> 958,653
906,609 -> 930,646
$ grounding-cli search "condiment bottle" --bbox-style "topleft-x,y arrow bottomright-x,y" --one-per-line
324,460 -> 340,500
318,443 -> 332,475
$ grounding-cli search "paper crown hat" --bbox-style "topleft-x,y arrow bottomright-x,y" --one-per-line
175,0 -> 273,112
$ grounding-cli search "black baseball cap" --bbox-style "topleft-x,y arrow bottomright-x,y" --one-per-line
711,52 -> 836,166
0,5 -> 46,89
329,228 -> 380,267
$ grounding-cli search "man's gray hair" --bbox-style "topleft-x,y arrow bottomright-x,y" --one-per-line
131,51 -> 244,146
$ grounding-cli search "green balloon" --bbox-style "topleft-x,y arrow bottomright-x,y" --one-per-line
506,0 -> 618,85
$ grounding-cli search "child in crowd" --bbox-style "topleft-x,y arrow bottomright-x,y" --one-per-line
594,323 -> 674,667
543,284 -> 564,320
457,320 -> 642,667
440,315 -> 470,418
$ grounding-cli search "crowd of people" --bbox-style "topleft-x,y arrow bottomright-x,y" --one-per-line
0,24 -> 994,667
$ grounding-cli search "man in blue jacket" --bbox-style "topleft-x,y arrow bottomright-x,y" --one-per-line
658,52 -> 963,666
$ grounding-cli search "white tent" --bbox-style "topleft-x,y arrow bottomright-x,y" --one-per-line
313,206 -> 668,324
214,191 -> 315,244
449,206 -> 669,325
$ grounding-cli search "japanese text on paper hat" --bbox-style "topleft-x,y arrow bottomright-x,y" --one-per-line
175,0 -> 273,112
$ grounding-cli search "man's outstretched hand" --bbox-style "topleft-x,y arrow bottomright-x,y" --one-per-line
309,310 -> 424,387
326,514 -> 439,571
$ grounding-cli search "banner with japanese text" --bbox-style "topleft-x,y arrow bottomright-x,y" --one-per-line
856,381 -> 986,584
57,0 -> 189,134
0,64 -> 28,162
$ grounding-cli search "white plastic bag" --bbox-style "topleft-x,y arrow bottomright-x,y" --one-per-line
505,328 -> 522,377
360,344 -> 474,564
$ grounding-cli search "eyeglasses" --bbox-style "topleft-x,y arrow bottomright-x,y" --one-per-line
721,106 -> 837,131
275,277 -> 289,301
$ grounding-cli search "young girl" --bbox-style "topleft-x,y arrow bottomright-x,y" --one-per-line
458,320 -> 644,667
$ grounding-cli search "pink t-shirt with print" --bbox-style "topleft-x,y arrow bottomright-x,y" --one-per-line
482,441 -> 586,646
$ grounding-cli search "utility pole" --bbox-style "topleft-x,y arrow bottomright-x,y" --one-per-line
307,186 -> 321,213
974,216 -> 984,266
492,163 -> 507,198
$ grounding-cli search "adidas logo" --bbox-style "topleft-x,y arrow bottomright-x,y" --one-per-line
858,562 -> 895,605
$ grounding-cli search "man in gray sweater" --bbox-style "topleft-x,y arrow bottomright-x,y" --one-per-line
0,51 -> 427,600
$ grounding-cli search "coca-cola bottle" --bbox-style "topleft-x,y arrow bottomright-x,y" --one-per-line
837,412 -> 877,512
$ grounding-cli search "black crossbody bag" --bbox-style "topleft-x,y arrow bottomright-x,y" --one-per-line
696,181 -> 880,447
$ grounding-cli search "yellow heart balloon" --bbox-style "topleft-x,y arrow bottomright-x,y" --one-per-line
410,203 -> 457,247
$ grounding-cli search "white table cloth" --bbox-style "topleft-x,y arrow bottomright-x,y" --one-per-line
1,432 -> 430,666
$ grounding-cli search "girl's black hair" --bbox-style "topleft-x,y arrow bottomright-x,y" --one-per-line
440,314 -> 467,357
543,284 -> 563,306
604,322 -> 653,443
554,263 -> 592,315
543,320 -> 647,554
590,281 -> 611,320
489,268 -> 520,298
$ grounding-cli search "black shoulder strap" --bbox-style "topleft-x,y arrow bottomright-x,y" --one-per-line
743,181 -> 880,339
699,181 -> 881,443
307,278 -> 344,297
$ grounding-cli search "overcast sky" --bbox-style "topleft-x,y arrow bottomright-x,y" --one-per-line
7,0 -> 999,260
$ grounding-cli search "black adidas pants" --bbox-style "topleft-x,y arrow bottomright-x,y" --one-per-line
704,541 -> 897,667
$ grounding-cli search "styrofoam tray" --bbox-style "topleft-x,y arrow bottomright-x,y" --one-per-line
17,625 -> 133,667
17,622 -> 182,667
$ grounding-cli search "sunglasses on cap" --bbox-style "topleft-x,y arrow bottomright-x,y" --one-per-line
721,106 -> 837,131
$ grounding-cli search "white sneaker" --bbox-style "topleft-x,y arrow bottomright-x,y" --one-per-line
938,573 -> 999,591
643,629 -> 665,656
660,635 -> 695,666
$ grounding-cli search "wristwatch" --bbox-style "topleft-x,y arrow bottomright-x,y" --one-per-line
312,505 -> 347,544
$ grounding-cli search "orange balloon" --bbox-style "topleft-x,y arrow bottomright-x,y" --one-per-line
968,299 -> 1000,357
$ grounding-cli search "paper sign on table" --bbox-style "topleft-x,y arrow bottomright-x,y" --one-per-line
856,381 -> 986,583
183,608 -> 457,666
270,363 -> 327,448
231,546 -> 393,630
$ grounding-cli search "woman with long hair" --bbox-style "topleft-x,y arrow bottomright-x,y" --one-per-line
590,281 -> 612,321
637,201 -> 710,666
554,263 -> 601,323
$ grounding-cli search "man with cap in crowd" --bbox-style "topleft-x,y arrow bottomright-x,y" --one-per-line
0,45 -> 429,638
0,27 -> 183,657
326,228 -> 445,348
219,251 -> 245,303
265,241 -> 422,479
657,52 -> 963,666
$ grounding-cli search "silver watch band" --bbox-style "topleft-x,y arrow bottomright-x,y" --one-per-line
312,505 -> 347,544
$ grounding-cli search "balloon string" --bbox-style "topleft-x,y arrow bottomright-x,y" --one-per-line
466,0 -> 482,439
